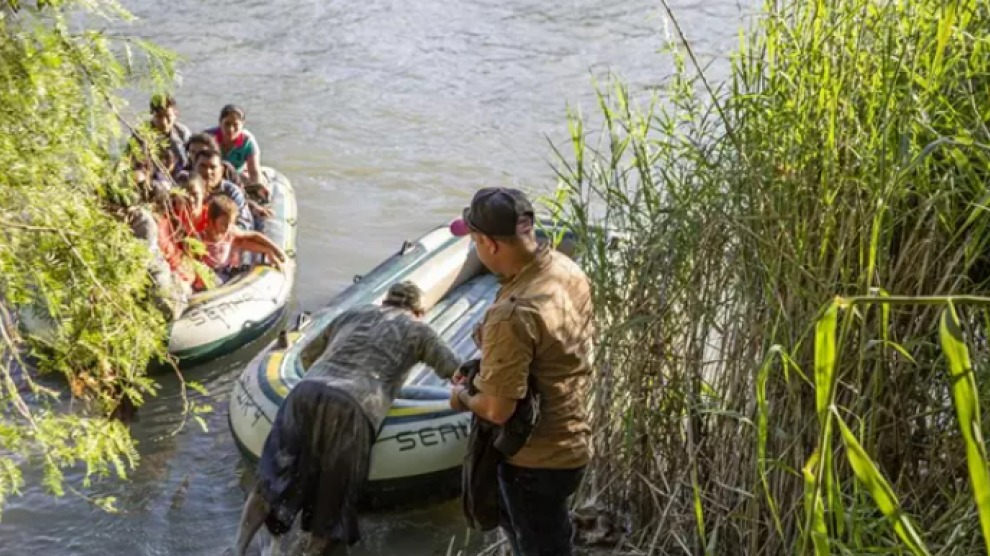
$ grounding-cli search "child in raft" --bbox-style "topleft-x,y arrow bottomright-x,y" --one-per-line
199,195 -> 286,283
173,174 -> 209,235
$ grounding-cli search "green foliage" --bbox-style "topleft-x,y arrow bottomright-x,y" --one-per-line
554,0 -> 990,553
0,0 -> 180,516
940,302 -> 990,552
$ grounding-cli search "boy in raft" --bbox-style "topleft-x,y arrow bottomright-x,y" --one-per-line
148,94 -> 191,170
199,196 -> 286,281
230,281 -> 464,556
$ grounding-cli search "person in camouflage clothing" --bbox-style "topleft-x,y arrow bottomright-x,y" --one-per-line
232,281 -> 462,556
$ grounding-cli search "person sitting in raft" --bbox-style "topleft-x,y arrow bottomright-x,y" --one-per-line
180,133 -> 243,187
148,93 -> 192,170
124,177 -> 191,320
152,188 -> 203,295
172,173 -> 209,235
153,143 -> 183,184
199,196 -> 285,282
130,151 -> 171,200
205,104 -> 267,193
230,281 -> 466,556
168,175 -> 231,292
102,153 -> 189,320
195,148 -> 257,230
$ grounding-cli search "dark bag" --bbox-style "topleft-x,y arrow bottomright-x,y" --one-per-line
458,358 -> 542,457
461,414 -> 502,530
493,374 -> 541,457
459,359 -> 542,530
460,359 -> 500,530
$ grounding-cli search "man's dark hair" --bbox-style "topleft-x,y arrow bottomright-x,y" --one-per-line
195,148 -> 222,165
382,281 -> 425,313
150,93 -> 177,112
186,132 -> 219,152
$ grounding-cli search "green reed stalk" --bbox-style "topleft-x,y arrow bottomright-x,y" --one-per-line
551,0 -> 990,553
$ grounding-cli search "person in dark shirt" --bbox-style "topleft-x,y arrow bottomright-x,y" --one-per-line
148,94 -> 191,171
231,281 -> 462,556
178,133 -> 243,187
195,149 -> 255,230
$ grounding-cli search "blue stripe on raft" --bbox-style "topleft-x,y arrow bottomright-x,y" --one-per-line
382,410 -> 461,425
256,353 -> 284,406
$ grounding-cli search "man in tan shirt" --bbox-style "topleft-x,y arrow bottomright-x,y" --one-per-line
449,187 -> 594,556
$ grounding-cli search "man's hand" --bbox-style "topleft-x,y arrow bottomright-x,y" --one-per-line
452,359 -> 479,386
449,386 -> 469,412
246,181 -> 271,202
248,200 -> 273,219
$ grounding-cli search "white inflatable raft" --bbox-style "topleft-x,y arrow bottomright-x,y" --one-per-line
228,219 -> 588,507
168,167 -> 298,364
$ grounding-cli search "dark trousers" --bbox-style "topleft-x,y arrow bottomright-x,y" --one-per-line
497,462 -> 585,556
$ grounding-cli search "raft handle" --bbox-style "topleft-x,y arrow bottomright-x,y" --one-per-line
399,240 -> 414,256
294,311 -> 312,332
276,329 -> 289,349
353,274 -> 363,283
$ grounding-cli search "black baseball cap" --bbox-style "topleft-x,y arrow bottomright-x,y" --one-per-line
450,187 -> 535,237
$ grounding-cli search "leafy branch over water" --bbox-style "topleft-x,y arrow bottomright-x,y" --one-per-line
553,0 -> 990,553
0,0 -> 194,515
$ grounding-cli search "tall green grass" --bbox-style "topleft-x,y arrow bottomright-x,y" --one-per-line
553,0 -> 990,553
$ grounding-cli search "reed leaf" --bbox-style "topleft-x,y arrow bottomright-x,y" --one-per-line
802,449 -> 830,556
833,407 -> 931,556
756,345 -> 790,539
939,302 -> 990,552
815,300 -> 839,421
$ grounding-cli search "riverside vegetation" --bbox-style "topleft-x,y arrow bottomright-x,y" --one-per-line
552,0 -> 990,554
0,0 -> 207,516
3,0 -> 990,555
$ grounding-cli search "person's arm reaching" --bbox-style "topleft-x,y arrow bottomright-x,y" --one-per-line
231,230 -> 286,269
412,321 -> 462,380
298,312 -> 345,370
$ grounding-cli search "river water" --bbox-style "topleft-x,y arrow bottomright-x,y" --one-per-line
0,0 -> 750,554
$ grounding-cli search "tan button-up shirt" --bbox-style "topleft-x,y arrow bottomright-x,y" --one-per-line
472,243 -> 595,469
